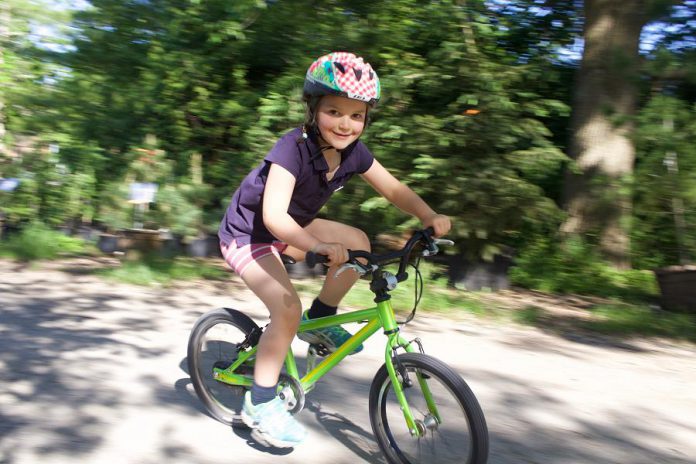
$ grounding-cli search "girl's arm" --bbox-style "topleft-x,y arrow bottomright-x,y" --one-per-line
360,159 -> 451,237
263,163 -> 348,264
263,163 -> 320,252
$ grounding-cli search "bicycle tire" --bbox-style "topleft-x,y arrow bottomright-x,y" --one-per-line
369,353 -> 489,464
187,307 -> 259,426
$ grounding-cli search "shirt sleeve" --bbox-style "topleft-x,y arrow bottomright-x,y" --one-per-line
264,132 -> 302,179
355,142 -> 375,174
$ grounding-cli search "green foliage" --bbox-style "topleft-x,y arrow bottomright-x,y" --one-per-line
508,301 -> 696,342
97,256 -> 228,286
96,182 -> 134,231
0,176 -> 40,224
584,303 -> 696,342
632,96 -> 696,268
0,151 -> 96,227
510,236 -> 659,300
3,0 -> 694,299
0,221 -> 86,261
93,136 -> 213,236
319,1 -> 571,254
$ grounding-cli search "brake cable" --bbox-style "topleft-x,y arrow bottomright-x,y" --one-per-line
397,255 -> 423,325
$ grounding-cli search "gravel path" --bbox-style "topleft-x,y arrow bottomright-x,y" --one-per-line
1,258 -> 695,464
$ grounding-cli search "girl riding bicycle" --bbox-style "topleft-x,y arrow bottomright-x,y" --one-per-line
218,51 -> 451,448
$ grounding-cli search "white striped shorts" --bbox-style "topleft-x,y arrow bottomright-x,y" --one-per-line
220,239 -> 288,277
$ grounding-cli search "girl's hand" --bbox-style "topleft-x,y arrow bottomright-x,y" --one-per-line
311,242 -> 349,266
422,213 -> 451,238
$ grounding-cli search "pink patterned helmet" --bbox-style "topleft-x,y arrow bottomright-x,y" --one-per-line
303,52 -> 381,106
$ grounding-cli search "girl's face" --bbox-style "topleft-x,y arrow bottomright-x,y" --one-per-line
315,95 -> 367,150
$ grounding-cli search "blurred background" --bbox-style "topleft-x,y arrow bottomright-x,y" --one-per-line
1,0 -> 695,314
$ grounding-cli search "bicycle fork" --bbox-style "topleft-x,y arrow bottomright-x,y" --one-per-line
381,329 -> 441,437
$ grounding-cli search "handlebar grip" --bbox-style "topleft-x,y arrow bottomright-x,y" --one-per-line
305,251 -> 329,268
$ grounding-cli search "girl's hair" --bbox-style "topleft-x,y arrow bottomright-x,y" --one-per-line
302,93 -> 322,130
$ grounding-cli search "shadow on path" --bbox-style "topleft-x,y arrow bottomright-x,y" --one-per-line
1,260 -> 694,464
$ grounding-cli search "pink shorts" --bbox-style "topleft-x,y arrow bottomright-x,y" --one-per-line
220,239 -> 288,277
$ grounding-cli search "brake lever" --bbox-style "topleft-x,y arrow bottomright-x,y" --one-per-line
421,238 -> 455,257
335,262 -> 378,278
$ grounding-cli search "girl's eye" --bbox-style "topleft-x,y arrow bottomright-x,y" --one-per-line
328,109 -> 340,116
352,113 -> 364,120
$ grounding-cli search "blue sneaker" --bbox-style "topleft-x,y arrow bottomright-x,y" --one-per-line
297,311 -> 363,354
241,391 -> 307,448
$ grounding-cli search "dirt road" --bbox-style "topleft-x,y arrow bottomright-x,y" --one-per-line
1,258 -> 695,463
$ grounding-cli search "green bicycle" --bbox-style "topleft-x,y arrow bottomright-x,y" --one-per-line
187,228 -> 489,464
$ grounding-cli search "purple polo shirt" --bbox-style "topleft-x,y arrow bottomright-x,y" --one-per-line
218,127 -> 375,246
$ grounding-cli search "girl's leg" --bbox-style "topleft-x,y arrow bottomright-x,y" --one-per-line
238,252 -> 302,388
234,249 -> 307,448
285,219 -> 369,353
284,218 -> 371,306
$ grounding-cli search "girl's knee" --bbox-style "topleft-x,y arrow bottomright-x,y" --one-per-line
306,219 -> 371,252
271,297 -> 303,329
349,227 -> 371,251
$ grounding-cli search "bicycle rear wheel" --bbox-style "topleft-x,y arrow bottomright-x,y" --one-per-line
187,308 -> 259,426
369,353 -> 489,464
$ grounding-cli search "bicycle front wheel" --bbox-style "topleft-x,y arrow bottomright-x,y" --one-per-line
187,308 -> 259,426
369,353 -> 489,464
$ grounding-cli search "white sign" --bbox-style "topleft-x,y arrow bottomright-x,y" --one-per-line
0,178 -> 20,192
129,182 -> 158,204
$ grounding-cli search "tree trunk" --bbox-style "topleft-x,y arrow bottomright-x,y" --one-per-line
562,0 -> 649,269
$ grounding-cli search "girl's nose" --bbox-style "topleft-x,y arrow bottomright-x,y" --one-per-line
338,116 -> 350,129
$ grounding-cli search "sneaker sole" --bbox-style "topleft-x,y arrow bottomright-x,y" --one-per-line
241,409 -> 302,448
296,332 -> 337,350
250,428 -> 301,448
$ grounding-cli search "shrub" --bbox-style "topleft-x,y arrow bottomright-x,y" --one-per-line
0,222 -> 87,261
509,236 -> 658,301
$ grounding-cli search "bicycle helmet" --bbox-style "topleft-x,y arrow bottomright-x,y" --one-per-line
303,52 -> 381,106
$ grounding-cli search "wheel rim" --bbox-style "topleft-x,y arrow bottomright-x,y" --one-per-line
377,366 -> 474,463
193,319 -> 254,421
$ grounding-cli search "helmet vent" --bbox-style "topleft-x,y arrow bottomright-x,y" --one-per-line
353,68 -> 362,81
334,62 -> 345,73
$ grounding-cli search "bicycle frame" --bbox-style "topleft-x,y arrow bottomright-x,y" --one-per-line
212,297 -> 439,437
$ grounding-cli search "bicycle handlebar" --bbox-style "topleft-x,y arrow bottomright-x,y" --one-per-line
305,227 -> 444,277
304,250 -> 329,268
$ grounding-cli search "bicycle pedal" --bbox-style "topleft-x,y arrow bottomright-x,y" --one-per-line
309,343 -> 331,357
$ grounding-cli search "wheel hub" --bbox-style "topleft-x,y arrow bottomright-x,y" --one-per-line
414,414 -> 439,435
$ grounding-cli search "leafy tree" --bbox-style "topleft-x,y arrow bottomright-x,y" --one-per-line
8,0 -> 694,281
328,0 -> 569,258
39,0 -> 572,256
0,0 -> 70,167
0,1 -> 90,229
561,0 -> 690,268
632,96 -> 696,268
